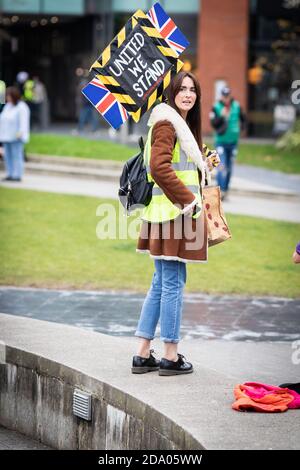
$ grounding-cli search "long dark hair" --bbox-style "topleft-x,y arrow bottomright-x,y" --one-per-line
166,71 -> 202,149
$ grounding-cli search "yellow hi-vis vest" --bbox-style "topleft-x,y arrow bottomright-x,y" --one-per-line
141,126 -> 202,223
23,80 -> 34,102
0,80 -> 5,104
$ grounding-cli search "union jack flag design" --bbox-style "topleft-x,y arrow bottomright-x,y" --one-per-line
147,2 -> 189,56
82,77 -> 129,130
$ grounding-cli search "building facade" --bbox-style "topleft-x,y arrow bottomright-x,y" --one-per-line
1,0 -> 299,135
198,0 -> 300,136
0,0 -> 198,123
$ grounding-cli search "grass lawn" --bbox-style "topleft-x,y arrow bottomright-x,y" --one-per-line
236,143 -> 300,174
26,133 -> 135,161
1,187 -> 299,298
26,133 -> 300,174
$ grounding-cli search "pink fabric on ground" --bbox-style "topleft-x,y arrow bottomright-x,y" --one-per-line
232,382 -> 300,412
244,382 -> 300,409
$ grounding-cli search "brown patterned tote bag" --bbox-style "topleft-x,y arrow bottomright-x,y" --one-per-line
202,186 -> 232,247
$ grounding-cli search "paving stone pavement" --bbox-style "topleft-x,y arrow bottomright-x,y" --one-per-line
0,286 -> 299,343
1,313 -> 299,450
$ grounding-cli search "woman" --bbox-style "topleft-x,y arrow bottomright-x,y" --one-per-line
0,86 -> 30,182
132,71 -> 220,376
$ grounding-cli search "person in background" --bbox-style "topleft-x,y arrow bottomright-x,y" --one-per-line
32,76 -> 48,129
210,86 -> 246,200
0,79 -> 6,160
15,71 -> 28,97
14,72 -> 31,162
293,242 -> 300,264
23,75 -> 35,128
0,79 -> 5,113
74,76 -> 99,135
0,87 -> 30,182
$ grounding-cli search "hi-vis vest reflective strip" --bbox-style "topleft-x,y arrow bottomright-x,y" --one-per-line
141,126 -> 202,223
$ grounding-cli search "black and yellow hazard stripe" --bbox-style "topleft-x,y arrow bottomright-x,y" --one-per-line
91,11 -> 148,112
91,13 -> 140,70
202,143 -> 216,158
130,59 -> 184,123
94,75 -> 137,113
135,14 -> 179,68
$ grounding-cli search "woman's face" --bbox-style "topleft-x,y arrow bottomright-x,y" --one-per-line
6,94 -> 12,103
174,76 -> 197,115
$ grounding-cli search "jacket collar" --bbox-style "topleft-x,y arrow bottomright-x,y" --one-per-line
147,103 -> 208,187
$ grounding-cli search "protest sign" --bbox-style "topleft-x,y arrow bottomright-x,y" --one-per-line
82,2 -> 189,129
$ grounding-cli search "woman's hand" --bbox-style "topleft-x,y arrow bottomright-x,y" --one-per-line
206,151 -> 220,171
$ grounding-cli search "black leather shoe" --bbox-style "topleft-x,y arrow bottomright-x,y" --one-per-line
1,176 -> 13,181
131,349 -> 160,374
159,353 -> 193,376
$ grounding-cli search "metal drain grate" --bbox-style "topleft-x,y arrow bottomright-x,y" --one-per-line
73,389 -> 92,421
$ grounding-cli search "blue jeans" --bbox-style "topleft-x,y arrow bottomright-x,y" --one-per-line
216,143 -> 237,192
135,259 -> 187,343
3,141 -> 24,179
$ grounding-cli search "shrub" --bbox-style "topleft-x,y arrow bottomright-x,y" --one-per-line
276,118 -> 300,151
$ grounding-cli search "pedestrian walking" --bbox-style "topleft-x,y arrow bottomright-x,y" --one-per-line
132,71 -> 220,376
209,86 -> 246,200
0,86 -> 30,182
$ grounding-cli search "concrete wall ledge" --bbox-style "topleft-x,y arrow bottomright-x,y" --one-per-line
0,313 -> 299,450
0,313 -> 204,450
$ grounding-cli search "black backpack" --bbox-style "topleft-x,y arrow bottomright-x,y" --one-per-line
211,104 -> 228,135
118,137 -> 154,216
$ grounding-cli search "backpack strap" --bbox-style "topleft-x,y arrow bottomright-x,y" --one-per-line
138,136 -> 144,152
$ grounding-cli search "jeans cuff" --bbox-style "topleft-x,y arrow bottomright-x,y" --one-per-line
160,337 -> 180,343
134,331 -> 155,340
